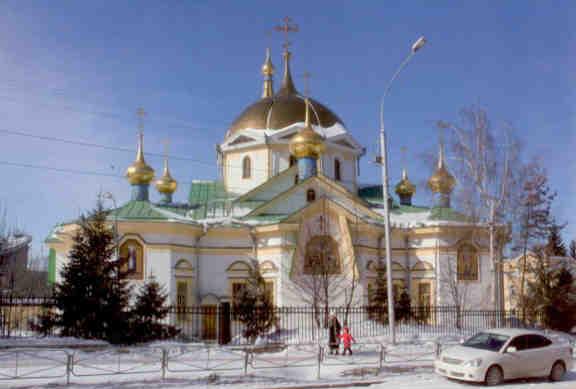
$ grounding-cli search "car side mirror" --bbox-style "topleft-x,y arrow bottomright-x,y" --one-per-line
506,346 -> 517,353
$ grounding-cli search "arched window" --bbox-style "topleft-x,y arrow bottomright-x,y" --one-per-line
304,235 -> 340,274
289,155 -> 297,167
306,189 -> 316,203
242,156 -> 251,179
334,158 -> 341,181
457,243 -> 479,281
119,239 -> 144,279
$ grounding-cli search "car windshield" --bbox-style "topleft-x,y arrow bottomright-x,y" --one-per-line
463,332 -> 510,352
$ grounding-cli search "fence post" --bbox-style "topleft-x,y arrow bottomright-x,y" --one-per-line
161,348 -> 168,380
434,341 -> 441,358
316,344 -> 322,380
379,344 -> 385,370
243,348 -> 250,376
66,352 -> 73,385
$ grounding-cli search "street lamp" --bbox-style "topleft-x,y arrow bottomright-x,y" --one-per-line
379,36 -> 426,345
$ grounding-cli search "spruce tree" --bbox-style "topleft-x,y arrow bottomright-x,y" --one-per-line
569,240 -> 576,261
130,277 -> 178,343
545,223 -> 566,257
369,264 -> 388,324
49,200 -> 131,343
526,247 -> 576,331
232,260 -> 275,343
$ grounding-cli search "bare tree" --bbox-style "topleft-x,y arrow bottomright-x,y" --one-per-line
514,160 -> 556,319
440,256 -> 470,329
438,106 -> 523,310
286,199 -> 360,337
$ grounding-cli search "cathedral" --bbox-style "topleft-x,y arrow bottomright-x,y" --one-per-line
45,33 -> 500,335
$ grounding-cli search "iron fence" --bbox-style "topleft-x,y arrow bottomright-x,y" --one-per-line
1,295 -> 546,344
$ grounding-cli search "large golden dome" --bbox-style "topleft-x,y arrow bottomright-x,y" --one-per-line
226,49 -> 344,138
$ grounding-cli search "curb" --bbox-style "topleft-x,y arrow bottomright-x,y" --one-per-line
261,379 -> 386,389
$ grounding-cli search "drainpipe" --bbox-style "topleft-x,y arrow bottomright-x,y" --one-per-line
195,225 -> 208,305
404,233 -> 410,296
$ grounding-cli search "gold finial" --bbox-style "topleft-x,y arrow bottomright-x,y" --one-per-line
155,139 -> 177,195
126,108 -> 155,185
395,146 -> 416,198
289,98 -> 325,159
275,17 -> 298,95
261,47 -> 275,98
428,137 -> 455,194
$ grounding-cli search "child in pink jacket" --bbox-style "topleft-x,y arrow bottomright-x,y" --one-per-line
339,326 -> 355,355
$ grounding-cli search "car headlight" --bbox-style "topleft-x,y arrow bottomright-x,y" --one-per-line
463,358 -> 483,367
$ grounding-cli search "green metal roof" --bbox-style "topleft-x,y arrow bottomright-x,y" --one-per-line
110,201 -> 173,220
188,180 -> 230,205
428,207 -> 469,222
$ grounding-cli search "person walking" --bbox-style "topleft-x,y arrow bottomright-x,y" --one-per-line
327,314 -> 341,355
339,326 -> 355,356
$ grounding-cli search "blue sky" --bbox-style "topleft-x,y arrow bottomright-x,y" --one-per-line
0,1 -> 573,256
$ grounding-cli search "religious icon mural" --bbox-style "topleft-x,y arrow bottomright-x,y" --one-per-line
119,239 -> 144,279
304,235 -> 340,274
457,243 -> 479,281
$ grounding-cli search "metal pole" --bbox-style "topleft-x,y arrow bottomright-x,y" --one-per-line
378,50 -> 418,345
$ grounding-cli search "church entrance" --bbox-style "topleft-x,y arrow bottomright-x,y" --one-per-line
202,305 -> 217,340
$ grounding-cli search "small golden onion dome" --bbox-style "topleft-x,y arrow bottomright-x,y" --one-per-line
126,133 -> 155,185
427,146 -> 455,194
289,99 -> 325,159
261,47 -> 275,76
155,158 -> 177,194
395,169 -> 416,197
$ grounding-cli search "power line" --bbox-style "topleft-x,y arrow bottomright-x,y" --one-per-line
0,158 -> 362,193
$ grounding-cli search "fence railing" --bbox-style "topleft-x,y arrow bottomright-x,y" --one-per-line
1,296 -> 546,344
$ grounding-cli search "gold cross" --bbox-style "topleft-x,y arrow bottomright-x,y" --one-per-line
161,139 -> 170,159
136,107 -> 146,133
302,71 -> 312,97
274,17 -> 298,50
401,146 -> 407,167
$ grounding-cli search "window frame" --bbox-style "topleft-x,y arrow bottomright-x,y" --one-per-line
334,158 -> 342,181
242,156 -> 252,179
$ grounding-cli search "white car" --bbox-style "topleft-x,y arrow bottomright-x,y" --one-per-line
434,328 -> 573,386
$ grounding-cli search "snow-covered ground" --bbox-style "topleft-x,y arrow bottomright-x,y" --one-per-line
0,337 -> 574,389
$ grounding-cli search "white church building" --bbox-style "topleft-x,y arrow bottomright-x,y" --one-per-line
46,35 -> 502,338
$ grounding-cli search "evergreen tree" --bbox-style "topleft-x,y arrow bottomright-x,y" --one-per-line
396,289 -> 412,323
130,277 -> 179,343
369,264 -> 388,324
526,247 -> 576,331
569,240 -> 576,261
232,260 -> 276,343
545,223 -> 566,257
43,200 -> 131,343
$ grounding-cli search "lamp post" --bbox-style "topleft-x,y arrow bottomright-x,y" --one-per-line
379,36 -> 426,345
102,192 -> 119,259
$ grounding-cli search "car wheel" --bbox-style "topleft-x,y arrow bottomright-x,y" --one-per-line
485,365 -> 503,386
549,361 -> 566,382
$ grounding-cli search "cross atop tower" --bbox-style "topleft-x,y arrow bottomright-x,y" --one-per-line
274,17 -> 298,51
136,107 -> 147,133
161,139 -> 170,159
302,71 -> 312,97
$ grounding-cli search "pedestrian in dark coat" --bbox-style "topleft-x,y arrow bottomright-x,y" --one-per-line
328,314 -> 341,355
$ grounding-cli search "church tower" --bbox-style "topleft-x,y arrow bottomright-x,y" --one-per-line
427,141 -> 455,207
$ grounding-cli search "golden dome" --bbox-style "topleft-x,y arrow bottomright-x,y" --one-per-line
395,168 -> 416,197
289,99 -> 325,159
126,132 -> 155,185
427,146 -> 455,194
155,158 -> 177,194
226,49 -> 343,138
